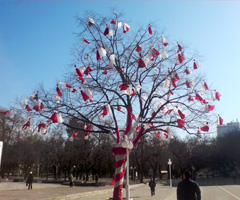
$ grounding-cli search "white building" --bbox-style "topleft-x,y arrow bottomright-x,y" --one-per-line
217,121 -> 240,137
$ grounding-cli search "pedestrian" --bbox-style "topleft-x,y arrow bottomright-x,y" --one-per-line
83,174 -> 86,183
148,178 -> 156,196
177,170 -> 201,200
69,173 -> 74,187
95,173 -> 99,187
27,172 -> 33,190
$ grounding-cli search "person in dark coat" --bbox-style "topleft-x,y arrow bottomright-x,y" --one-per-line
149,178 -> 156,196
27,172 -> 33,190
177,170 -> 201,200
69,173 -> 74,187
95,174 -> 99,187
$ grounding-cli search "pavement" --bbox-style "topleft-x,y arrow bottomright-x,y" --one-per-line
0,177 -> 240,200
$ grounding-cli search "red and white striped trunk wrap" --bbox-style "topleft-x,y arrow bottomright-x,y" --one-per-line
112,147 -> 128,200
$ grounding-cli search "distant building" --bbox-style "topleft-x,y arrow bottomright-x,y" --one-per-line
217,121 -> 240,137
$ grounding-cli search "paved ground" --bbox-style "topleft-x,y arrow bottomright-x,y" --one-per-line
0,177 -> 240,200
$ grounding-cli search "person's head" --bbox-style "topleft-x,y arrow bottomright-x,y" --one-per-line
183,170 -> 191,179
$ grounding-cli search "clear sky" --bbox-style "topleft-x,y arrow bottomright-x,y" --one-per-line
1,1 -> 240,131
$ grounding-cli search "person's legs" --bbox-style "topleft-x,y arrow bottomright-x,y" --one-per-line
151,188 -> 154,196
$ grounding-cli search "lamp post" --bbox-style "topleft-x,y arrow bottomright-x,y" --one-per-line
168,159 -> 172,188
122,136 -> 133,200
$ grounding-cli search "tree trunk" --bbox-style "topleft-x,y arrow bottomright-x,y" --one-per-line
112,147 -> 127,200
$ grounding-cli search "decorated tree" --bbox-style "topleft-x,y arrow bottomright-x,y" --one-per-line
1,12 -> 223,200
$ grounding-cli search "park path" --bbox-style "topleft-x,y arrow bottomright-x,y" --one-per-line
1,177 -> 240,200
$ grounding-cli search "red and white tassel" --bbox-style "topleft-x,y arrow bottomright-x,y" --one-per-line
148,24 -> 153,35
162,35 -> 169,46
123,22 -> 130,33
218,115 -> 223,125
22,118 -> 31,130
109,54 -> 115,69
193,60 -> 201,70
160,48 -> 168,59
136,44 -> 142,52
88,16 -> 95,27
200,81 -> 209,92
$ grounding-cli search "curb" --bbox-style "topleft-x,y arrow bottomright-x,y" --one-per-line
40,184 -> 144,200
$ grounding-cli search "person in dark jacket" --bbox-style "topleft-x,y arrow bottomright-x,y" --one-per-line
69,173 -> 74,187
149,178 -> 156,196
27,172 -> 33,190
95,174 -> 99,187
177,170 -> 201,200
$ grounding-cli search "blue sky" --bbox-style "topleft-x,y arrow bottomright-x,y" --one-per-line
0,1 -> 240,130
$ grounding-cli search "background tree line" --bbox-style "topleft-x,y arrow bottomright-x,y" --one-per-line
1,108 -> 239,181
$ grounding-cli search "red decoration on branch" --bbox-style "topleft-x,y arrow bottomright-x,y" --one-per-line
56,87 -> 62,97
40,103 -> 44,111
178,43 -> 183,51
123,22 -> 130,33
81,90 -> 89,101
75,65 -> 84,79
1,110 -> 10,115
177,118 -> 185,128
156,132 -> 161,138
73,132 -> 78,139
84,124 -> 93,139
104,25 -> 109,36
22,119 -> 30,130
88,17 -> 95,27
162,35 -> 169,46
136,44 -> 142,52
119,84 -> 128,91
50,112 -> 58,123
177,53 -> 184,64
200,125 -> 209,132
96,48 -> 101,60
102,70 -> 108,75
178,109 -> 185,119
26,105 -> 32,112
83,38 -> 90,44
218,115 -> 223,125
33,104 -> 40,111
171,78 -> 177,88
38,122 -> 46,132
184,68 -> 191,75
148,24 -> 153,35
215,91 -> 221,101
138,58 -> 146,68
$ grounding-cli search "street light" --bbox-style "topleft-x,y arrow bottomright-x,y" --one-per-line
122,136 -> 133,200
168,159 -> 172,188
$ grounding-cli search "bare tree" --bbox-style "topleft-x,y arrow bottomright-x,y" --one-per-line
13,11 -> 221,200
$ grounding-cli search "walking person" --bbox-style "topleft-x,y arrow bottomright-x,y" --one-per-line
27,172 -> 33,190
177,170 -> 201,200
69,173 -> 74,187
95,173 -> 99,187
149,178 -> 156,196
